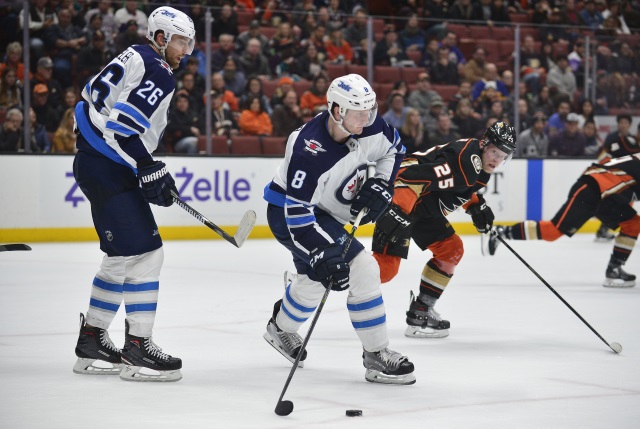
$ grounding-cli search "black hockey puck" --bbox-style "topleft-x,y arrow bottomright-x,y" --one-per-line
346,410 -> 362,417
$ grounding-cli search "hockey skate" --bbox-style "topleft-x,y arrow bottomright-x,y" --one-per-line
405,291 -> 450,338
363,348 -> 416,385
263,300 -> 307,368
120,320 -> 182,382
595,225 -> 615,242
73,313 -> 124,375
481,225 -> 506,256
603,265 -> 636,288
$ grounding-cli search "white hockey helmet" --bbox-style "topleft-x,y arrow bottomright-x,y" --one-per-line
147,6 -> 196,55
327,74 -> 377,127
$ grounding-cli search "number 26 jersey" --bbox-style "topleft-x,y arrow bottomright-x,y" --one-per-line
75,44 -> 176,170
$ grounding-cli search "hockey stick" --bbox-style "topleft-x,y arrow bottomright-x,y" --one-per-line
275,209 -> 367,417
493,232 -> 622,354
0,244 -> 32,252
170,191 -> 256,248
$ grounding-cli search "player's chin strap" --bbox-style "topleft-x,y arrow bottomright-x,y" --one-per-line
150,34 -> 169,61
329,111 -> 352,136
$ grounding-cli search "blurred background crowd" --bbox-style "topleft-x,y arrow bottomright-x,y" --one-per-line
0,0 -> 638,157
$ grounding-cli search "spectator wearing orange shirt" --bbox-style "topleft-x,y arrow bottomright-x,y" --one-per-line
0,42 -> 31,84
300,74 -> 329,116
211,72 -> 239,113
324,25 -> 353,64
238,95 -> 273,136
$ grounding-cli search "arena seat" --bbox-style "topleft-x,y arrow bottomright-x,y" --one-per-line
230,135 -> 262,155
374,65 -> 402,84
261,136 -> 287,155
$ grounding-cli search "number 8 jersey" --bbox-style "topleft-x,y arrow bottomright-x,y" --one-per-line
75,44 -> 176,170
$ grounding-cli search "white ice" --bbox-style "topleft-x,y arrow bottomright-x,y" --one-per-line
1,234 -> 639,429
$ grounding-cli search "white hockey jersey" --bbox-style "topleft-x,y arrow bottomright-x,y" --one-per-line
75,44 -> 176,170
264,111 -> 405,254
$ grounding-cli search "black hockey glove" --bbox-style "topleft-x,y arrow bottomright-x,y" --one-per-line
309,243 -> 350,291
466,195 -> 494,233
373,204 -> 414,248
350,177 -> 393,224
137,160 -> 178,207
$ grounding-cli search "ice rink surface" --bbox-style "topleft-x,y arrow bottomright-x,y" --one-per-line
1,234 -> 639,429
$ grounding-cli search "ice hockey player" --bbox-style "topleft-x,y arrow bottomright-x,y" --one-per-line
72,6 -> 195,382
594,114 -> 639,241
262,73 -> 416,385
372,122 -> 517,339
487,153 -> 640,288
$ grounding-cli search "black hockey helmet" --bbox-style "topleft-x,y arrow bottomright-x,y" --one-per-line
483,121 -> 516,156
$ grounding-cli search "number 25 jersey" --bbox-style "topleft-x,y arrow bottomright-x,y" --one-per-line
75,44 -> 176,170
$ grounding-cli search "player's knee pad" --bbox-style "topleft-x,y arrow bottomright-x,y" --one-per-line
348,251 -> 382,296
124,247 -> 164,281
98,254 -> 126,284
620,215 -> 640,237
373,251 -> 401,283
429,234 -> 464,275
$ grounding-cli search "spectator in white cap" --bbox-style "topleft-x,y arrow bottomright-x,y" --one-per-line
548,112 -> 587,156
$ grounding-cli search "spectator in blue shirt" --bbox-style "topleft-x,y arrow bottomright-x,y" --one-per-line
580,0 -> 604,29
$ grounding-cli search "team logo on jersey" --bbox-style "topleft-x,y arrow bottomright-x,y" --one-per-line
335,165 -> 367,204
439,197 -> 469,217
155,58 -> 173,75
303,139 -> 326,155
471,154 -> 482,174
105,230 -> 113,241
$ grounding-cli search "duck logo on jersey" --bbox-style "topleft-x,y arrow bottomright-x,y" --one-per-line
335,165 -> 367,204
439,196 -> 470,217
303,139 -> 326,155
155,58 -> 173,75
471,154 -> 482,174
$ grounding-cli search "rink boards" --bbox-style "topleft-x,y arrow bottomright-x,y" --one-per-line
0,155 -> 605,242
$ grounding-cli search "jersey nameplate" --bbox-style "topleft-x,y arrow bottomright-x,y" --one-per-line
117,50 -> 134,64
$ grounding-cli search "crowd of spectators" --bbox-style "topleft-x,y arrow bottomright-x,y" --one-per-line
0,0 -> 638,157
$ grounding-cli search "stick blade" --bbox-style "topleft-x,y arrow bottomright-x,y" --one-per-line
232,210 -> 256,248
275,400 -> 294,416
0,244 -> 32,252
610,342 -> 622,354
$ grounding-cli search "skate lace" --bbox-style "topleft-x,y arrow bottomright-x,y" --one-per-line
99,330 -> 121,353
145,338 -> 170,361
379,348 -> 405,369
278,330 -> 303,352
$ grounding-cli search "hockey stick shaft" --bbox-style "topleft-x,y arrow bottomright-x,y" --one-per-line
171,191 -> 256,248
0,244 -> 32,252
494,233 -> 621,354
275,210 -> 367,415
